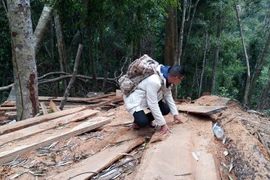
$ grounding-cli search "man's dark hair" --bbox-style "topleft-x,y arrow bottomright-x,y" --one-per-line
168,65 -> 186,78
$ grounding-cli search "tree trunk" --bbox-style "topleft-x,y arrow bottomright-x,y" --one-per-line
54,10 -> 68,91
248,32 -> 270,105
86,0 -> 97,91
164,7 -> 178,66
235,4 -> 250,107
177,0 -> 187,65
99,21 -> 109,92
257,66 -> 270,111
7,0 -> 39,120
164,7 -> 178,98
211,6 -> 222,94
182,0 -> 200,59
34,5 -> 52,55
199,32 -> 209,96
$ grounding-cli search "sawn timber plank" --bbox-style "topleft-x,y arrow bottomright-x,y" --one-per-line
177,105 -> 227,115
0,106 -> 86,135
0,109 -> 98,146
0,116 -> 111,165
51,137 -> 145,180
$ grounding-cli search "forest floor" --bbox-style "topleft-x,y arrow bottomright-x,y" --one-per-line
0,95 -> 269,180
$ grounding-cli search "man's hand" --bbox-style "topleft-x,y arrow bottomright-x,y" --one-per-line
173,114 -> 183,124
156,124 -> 172,136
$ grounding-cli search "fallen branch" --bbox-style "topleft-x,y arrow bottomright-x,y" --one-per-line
60,44 -> 83,110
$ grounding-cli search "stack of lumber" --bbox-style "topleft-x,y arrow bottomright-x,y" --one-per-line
0,106 -> 111,165
0,93 -> 123,122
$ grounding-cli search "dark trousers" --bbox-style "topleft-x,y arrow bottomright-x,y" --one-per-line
133,100 -> 170,127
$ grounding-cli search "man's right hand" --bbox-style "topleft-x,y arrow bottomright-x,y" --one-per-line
156,124 -> 172,136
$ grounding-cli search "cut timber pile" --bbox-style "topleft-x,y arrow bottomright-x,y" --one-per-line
0,94 -> 269,180
0,107 -> 111,165
0,93 -> 123,123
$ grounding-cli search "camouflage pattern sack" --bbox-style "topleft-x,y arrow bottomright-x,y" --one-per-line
118,54 -> 159,96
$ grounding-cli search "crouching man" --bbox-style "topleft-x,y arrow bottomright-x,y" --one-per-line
123,64 -> 186,135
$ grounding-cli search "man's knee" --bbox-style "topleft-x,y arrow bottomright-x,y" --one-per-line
133,111 -> 149,127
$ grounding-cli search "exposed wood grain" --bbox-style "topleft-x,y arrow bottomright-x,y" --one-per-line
0,106 -> 86,135
0,109 -> 98,146
0,117 -> 111,165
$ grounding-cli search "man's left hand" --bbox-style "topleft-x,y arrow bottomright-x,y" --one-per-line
173,114 -> 183,124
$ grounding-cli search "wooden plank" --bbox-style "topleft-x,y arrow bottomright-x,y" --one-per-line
49,100 -> 60,112
0,117 -> 111,165
0,100 -> 16,107
178,105 -> 227,115
51,137 -> 145,180
0,107 -> 16,111
38,93 -> 116,102
134,125 -> 194,180
134,121 -> 218,180
0,109 -> 98,146
40,102 -> 48,115
0,106 -> 86,135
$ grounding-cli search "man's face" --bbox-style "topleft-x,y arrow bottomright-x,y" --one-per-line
172,75 -> 184,85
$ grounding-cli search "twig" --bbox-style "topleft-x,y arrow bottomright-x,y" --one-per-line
175,172 -> 192,176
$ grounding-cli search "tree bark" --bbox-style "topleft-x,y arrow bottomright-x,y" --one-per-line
164,8 -> 178,66
177,0 -> 187,65
99,21 -> 109,92
182,0 -> 200,59
54,10 -> 67,73
235,4 -> 250,107
7,0 -> 39,120
34,5 -> 52,55
59,44 -> 83,110
248,32 -> 270,105
199,32 -> 209,96
257,66 -> 270,111
211,5 -> 222,94
54,9 -> 68,92
87,0 -> 97,91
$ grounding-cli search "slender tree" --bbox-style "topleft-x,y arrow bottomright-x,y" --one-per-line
177,0 -> 187,65
248,32 -> 270,105
235,3 -> 250,107
211,1 -> 223,94
164,7 -> 178,66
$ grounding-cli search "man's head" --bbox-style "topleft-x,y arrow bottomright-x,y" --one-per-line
168,65 -> 186,85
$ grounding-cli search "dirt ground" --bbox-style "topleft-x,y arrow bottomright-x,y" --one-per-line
0,95 -> 269,180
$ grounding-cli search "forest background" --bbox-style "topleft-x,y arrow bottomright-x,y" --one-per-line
0,0 -> 269,120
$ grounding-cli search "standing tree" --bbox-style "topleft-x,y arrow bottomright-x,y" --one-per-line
235,3 -> 250,107
6,0 -> 39,120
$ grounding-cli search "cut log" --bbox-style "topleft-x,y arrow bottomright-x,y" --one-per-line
0,109 -> 98,146
0,106 -> 86,135
51,137 -> 145,180
0,116 -> 111,165
177,105 -> 227,115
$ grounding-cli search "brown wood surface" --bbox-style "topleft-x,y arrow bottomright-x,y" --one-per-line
178,105 -> 227,115
51,137 -> 145,180
0,117 -> 111,165
0,109 -> 98,146
38,93 -> 116,102
0,106 -> 86,135
40,102 -> 48,114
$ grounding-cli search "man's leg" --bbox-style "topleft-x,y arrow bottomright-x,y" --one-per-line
133,110 -> 149,128
146,100 -> 170,120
